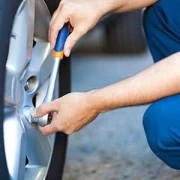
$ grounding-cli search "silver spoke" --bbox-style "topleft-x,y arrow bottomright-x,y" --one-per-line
6,0 -> 34,78
28,42 -> 52,86
24,119 -> 52,166
4,109 -> 26,180
27,0 -> 35,60
25,166 -> 47,180
34,0 -> 51,41
5,0 -> 35,107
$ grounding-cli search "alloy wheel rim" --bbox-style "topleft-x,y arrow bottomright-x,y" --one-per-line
3,0 -> 57,179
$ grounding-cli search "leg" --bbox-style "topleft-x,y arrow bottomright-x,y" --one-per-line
143,95 -> 180,169
143,0 -> 180,169
143,0 -> 180,62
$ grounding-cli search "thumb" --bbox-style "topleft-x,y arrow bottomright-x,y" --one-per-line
31,100 -> 59,118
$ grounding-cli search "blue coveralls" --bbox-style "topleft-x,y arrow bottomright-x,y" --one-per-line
143,0 -> 180,169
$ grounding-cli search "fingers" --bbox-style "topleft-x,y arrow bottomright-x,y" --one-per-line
64,27 -> 86,57
49,9 -> 86,55
31,100 -> 59,118
49,10 -> 66,49
48,11 -> 59,44
38,115 -> 65,136
49,9 -> 59,28
38,122 -> 58,136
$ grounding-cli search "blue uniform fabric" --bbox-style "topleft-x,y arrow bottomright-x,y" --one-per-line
143,0 -> 180,169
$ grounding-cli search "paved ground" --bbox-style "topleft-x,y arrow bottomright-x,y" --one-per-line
63,51 -> 180,180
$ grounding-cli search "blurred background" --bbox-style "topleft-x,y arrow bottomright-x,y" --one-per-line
63,11 -> 180,180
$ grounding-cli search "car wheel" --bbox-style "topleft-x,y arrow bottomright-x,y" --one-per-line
0,0 -> 69,179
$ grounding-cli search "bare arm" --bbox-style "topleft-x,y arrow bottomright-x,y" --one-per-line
33,52 -> 180,135
49,0 -> 158,56
112,0 -> 158,13
91,52 -> 180,112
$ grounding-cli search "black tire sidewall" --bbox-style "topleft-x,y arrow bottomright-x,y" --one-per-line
0,0 -> 22,179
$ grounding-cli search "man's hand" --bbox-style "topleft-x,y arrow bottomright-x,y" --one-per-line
32,53 -> 180,135
49,0 -> 114,57
32,92 -> 100,135
48,0 -> 157,57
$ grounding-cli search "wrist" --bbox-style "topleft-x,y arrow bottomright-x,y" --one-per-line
97,0 -> 125,16
103,0 -> 126,13
86,89 -> 110,113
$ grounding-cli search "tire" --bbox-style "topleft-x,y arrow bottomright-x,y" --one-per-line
0,0 -> 70,179
105,10 -> 147,54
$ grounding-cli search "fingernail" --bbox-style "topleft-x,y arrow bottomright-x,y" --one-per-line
65,49 -> 71,57
31,109 -> 36,117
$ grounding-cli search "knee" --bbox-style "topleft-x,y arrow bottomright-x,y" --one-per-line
143,0 -> 180,61
143,102 -> 170,155
143,0 -> 180,28
143,99 -> 180,169
143,0 -> 180,38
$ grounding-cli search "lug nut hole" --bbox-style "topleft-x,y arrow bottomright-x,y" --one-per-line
24,76 -> 38,93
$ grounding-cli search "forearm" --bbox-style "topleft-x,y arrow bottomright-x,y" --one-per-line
105,0 -> 157,14
90,52 -> 180,112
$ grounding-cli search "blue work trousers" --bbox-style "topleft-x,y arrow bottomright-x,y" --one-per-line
143,0 -> 180,169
